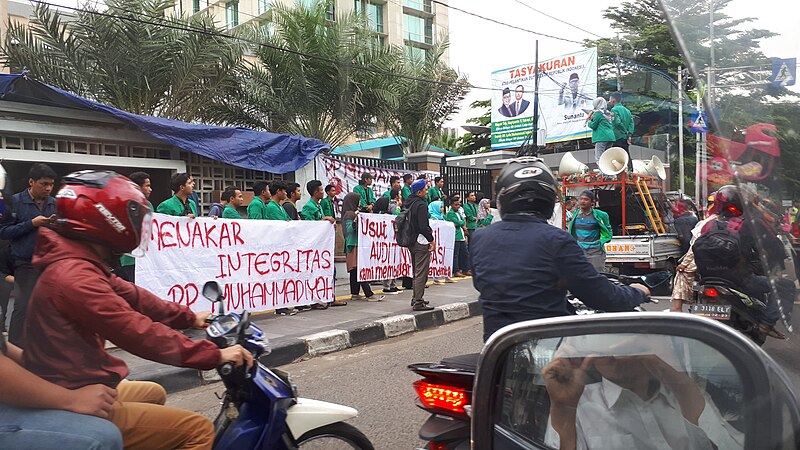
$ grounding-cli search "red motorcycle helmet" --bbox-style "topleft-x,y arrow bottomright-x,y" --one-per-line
714,185 -> 744,217
54,170 -> 152,254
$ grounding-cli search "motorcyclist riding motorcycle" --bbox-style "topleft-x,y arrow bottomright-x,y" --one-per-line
693,185 -> 791,339
22,170 -> 253,450
469,157 -> 651,341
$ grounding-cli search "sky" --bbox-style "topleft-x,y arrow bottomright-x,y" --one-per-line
28,0 -> 799,131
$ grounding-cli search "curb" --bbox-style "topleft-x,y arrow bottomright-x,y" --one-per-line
132,298 -> 482,393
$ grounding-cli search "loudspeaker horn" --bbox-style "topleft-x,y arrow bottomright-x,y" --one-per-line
631,159 -> 648,175
598,147 -> 630,175
644,156 -> 667,180
558,152 -> 589,177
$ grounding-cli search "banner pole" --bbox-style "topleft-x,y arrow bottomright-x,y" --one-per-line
532,39 -> 540,155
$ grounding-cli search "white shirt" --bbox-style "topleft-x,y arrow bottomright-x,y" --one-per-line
545,377 -> 744,450
548,203 -> 564,229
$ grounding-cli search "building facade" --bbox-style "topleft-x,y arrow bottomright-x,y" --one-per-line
170,0 -> 449,63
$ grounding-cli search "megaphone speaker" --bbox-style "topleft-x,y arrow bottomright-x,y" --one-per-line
558,152 -> 589,177
631,159 -> 648,175
598,147 -> 630,175
645,156 -> 667,180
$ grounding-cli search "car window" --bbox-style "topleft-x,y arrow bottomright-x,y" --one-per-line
493,333 -> 746,450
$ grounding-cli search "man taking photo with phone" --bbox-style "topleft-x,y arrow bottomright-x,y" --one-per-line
0,163 -> 57,346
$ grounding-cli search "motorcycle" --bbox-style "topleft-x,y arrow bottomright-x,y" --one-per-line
690,277 -> 770,346
408,272 -> 666,450
201,281 -> 375,450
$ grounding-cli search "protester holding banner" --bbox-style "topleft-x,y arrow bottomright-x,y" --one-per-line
353,173 -> 376,211
301,180 -> 335,224
446,198 -> 470,278
342,193 -> 383,303
264,181 -> 291,221
247,182 -> 270,220
321,185 -> 337,219
282,182 -> 301,220
428,200 -> 452,285
118,171 -> 154,283
407,180 -> 435,311
156,173 -> 197,218
426,177 -> 446,205
401,174 -> 414,200
221,187 -> 244,219
585,97 -> 615,163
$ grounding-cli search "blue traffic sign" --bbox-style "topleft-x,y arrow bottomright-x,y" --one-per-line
771,58 -> 796,88
690,111 -> 708,133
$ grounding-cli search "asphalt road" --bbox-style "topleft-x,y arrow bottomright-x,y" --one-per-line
167,310 -> 800,450
167,316 -> 485,450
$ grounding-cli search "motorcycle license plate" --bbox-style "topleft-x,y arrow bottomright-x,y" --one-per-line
689,303 -> 732,320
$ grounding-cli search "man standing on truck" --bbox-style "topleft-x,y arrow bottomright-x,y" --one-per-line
567,190 -> 612,272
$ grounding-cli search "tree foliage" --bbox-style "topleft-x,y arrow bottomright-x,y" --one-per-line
0,0 -> 246,122
378,39 -> 469,154
206,0 -> 398,148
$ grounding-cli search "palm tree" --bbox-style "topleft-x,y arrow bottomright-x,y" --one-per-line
378,39 -> 470,154
0,0 -> 247,122
207,0 -> 398,148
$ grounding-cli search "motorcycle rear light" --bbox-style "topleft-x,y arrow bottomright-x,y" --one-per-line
704,287 -> 719,298
413,380 -> 470,414
430,443 -> 449,450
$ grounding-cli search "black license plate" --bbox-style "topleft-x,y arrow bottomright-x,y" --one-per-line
689,303 -> 732,320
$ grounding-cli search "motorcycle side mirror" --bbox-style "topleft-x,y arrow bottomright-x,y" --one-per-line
202,281 -> 224,315
471,313 -> 800,449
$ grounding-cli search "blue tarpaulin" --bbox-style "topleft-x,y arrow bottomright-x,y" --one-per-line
0,74 -> 328,174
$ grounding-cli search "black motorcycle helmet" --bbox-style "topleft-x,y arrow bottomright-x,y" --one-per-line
495,157 -> 558,219
715,185 -> 744,217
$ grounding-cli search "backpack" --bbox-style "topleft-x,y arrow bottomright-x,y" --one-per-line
394,206 -> 416,248
693,218 -> 745,277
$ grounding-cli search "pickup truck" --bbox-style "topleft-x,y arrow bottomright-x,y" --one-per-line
603,233 -> 682,275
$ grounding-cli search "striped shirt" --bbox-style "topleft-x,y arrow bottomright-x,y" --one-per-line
573,210 -> 602,249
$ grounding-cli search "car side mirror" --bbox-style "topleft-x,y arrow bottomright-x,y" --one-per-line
471,313 -> 800,450
202,281 -> 224,315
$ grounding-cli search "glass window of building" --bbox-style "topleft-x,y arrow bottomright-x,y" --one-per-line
226,1 -> 239,29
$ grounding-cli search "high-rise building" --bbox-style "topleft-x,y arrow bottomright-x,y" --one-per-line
170,0 -> 450,64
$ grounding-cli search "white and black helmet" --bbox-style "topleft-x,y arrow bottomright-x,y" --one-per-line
496,157 -> 558,219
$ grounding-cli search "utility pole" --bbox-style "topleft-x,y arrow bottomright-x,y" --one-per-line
615,33 -> 622,92
678,66 -> 685,194
532,40 -> 541,151
695,86 -> 703,211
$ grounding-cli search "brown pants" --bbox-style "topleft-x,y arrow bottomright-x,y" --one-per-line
109,380 -> 214,450
411,242 -> 431,305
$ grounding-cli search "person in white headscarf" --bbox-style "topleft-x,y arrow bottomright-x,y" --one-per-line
585,97 -> 616,164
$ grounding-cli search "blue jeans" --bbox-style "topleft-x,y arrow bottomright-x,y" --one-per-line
0,404 -> 122,450
594,141 -> 613,163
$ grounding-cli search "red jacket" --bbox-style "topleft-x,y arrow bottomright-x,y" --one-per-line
24,228 -> 221,389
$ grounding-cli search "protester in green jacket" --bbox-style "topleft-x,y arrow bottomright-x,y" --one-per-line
221,187 -> 243,219
585,97 -> 616,165
300,180 -> 335,223
353,173 -> 376,211
247,181 -> 270,219
476,198 -> 493,228
382,176 -> 401,199
264,181 -> 291,221
157,173 -> 198,217
446,198 -> 470,277
118,171 -> 154,283
463,191 -> 479,234
426,176 -> 446,204
320,184 -> 336,219
609,92 -> 635,148
401,174 -> 414,200
567,190 -> 613,272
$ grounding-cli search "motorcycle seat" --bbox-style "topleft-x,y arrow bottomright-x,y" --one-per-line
440,353 -> 480,372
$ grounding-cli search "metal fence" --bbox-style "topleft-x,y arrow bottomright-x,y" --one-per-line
332,155 -> 419,171
441,164 -> 493,201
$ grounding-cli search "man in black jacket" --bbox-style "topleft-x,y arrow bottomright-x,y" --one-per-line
406,179 -> 435,311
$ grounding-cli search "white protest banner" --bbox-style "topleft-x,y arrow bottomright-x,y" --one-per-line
491,48 -> 597,148
315,155 -> 438,217
355,213 -> 455,282
136,213 -> 335,313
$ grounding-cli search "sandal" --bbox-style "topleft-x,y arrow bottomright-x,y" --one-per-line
366,295 -> 385,302
759,324 -> 787,339
330,300 -> 348,306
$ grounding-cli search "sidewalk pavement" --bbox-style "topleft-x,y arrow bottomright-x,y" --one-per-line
119,277 -> 482,393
